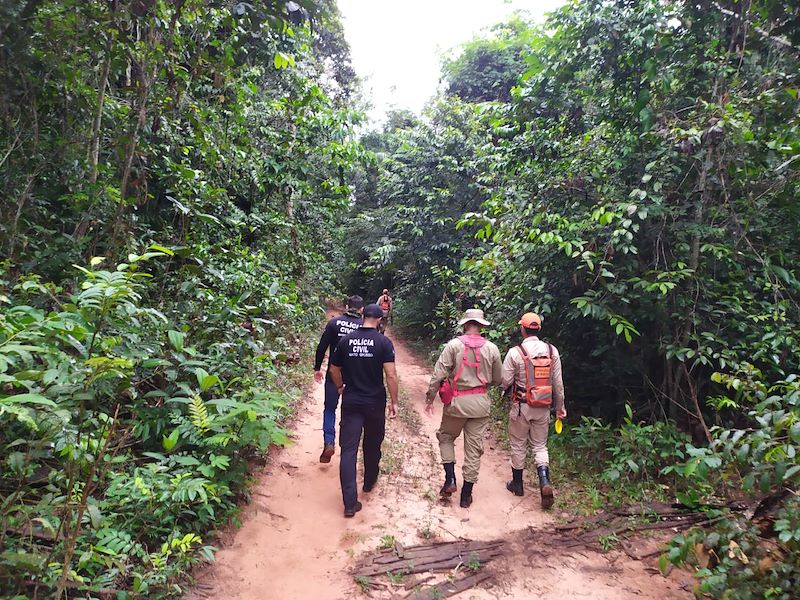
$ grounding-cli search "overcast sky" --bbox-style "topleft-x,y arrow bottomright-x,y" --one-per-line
337,0 -> 565,123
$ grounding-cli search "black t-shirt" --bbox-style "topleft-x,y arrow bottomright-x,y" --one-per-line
331,326 -> 395,406
314,312 -> 363,371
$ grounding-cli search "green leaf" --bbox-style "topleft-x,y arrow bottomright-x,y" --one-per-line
274,52 -> 295,69
658,553 -> 670,574
162,428 -> 180,451
0,393 -> 56,407
148,244 -> 175,256
168,330 -> 185,352
195,368 -> 220,392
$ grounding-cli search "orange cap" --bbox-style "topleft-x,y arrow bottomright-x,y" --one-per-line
519,312 -> 542,329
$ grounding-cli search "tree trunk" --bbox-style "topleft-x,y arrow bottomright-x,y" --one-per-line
88,38 -> 113,184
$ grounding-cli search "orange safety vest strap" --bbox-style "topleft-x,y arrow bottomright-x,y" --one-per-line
451,335 -> 488,397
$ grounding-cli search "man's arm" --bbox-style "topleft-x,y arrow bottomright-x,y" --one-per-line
501,349 -> 517,392
383,362 -> 398,418
551,347 -> 566,419
490,345 -> 503,386
328,337 -> 345,391
329,364 -> 344,390
425,342 -> 456,405
313,321 -> 334,378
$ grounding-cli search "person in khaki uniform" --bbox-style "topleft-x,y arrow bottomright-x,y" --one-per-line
424,309 -> 503,508
501,312 -> 566,508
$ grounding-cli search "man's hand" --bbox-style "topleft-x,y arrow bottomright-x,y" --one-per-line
314,370 -> 323,384
424,402 -> 434,417
388,402 -> 397,419
556,408 -> 567,420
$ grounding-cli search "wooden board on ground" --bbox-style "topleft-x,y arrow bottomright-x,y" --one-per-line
354,539 -> 505,578
405,571 -> 493,600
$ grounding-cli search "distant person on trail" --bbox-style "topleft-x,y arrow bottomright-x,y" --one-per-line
501,312 -> 566,509
424,309 -> 502,508
329,303 -> 399,517
314,295 -> 364,463
377,288 -> 393,330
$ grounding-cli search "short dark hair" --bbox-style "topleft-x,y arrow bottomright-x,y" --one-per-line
347,295 -> 364,309
523,326 -> 540,337
363,303 -> 384,318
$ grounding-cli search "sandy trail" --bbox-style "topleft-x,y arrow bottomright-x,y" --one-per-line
188,328 -> 690,599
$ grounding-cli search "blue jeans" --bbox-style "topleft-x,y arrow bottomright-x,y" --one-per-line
323,374 -> 340,445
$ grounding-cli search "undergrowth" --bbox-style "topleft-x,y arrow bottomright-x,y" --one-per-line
0,255 -> 325,597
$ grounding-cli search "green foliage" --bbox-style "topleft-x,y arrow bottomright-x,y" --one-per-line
348,2 -> 800,595
664,496 -> 800,599
0,0 -> 361,596
571,408 -> 690,484
441,16 -> 538,103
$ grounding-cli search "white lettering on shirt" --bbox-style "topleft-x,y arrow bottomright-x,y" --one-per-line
336,319 -> 360,338
347,337 -> 375,357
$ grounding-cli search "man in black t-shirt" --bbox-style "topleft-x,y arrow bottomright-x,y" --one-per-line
314,296 -> 364,463
329,303 -> 398,517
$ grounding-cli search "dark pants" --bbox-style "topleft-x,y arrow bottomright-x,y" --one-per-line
339,402 -> 386,510
323,374 -> 340,445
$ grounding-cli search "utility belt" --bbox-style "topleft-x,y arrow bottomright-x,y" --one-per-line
453,385 -> 487,397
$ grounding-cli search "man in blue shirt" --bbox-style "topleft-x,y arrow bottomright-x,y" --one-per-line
329,304 -> 398,517
314,296 -> 364,462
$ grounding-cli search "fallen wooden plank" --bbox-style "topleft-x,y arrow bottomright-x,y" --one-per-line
405,571 -> 492,600
355,548 -> 504,577
356,539 -> 503,566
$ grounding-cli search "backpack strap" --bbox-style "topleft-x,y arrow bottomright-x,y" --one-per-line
451,337 -> 488,395
517,344 -> 534,398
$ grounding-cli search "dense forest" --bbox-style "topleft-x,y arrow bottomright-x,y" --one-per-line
344,0 -> 799,596
1,0 -> 798,598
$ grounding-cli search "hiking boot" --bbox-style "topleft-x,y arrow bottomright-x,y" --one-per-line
440,462 -> 457,497
538,465 -> 554,509
344,501 -> 363,518
319,444 -> 335,463
506,467 -> 524,496
363,474 -> 379,493
460,482 -> 474,508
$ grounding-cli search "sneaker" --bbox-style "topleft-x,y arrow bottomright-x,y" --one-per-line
344,501 -> 363,518
319,444 -> 335,463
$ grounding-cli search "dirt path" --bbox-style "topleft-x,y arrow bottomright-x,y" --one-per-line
188,329 -> 691,599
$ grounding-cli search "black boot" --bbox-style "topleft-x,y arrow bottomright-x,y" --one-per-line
440,462 -> 457,497
537,465 -> 554,509
460,481 -> 474,508
506,468 -> 524,496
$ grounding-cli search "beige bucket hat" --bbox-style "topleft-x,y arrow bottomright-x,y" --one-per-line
458,308 -> 490,327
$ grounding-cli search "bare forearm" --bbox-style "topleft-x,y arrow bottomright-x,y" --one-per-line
329,365 -> 343,389
386,374 -> 399,404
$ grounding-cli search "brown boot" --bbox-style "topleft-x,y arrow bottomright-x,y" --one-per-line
538,466 -> 554,509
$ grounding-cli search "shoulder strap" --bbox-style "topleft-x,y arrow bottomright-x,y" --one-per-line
517,345 -> 534,391
452,338 -> 487,388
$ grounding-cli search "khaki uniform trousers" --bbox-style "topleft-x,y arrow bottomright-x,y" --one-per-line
508,402 -> 550,469
436,414 -> 490,484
